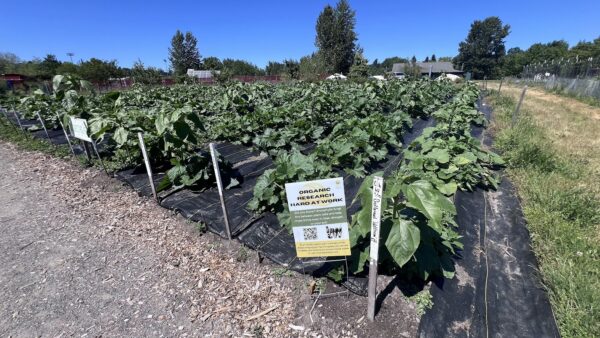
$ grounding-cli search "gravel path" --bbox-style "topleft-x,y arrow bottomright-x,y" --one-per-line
0,142 -> 307,337
0,141 -> 419,338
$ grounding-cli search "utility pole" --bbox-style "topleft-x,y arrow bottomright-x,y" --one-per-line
67,52 -> 74,63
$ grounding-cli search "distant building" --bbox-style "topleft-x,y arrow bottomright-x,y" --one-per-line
391,62 -> 463,78
1,73 -> 27,91
187,69 -> 218,79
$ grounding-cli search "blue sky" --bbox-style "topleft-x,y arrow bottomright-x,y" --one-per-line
2,0 -> 599,70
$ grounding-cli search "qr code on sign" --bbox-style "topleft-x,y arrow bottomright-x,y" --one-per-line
303,227 -> 318,241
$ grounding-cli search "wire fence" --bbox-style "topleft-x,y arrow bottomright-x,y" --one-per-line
518,57 -> 600,100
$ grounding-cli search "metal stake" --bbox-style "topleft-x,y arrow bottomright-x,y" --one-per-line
512,86 -> 528,125
35,111 -> 52,143
56,112 -> 76,156
13,111 -> 24,130
137,132 -> 158,202
209,143 -> 232,240
367,176 -> 384,321
91,140 -> 108,175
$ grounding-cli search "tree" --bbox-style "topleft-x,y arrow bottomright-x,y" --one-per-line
315,0 -> 357,74
349,49 -> 369,80
222,59 -> 264,76
131,60 -> 163,85
38,54 -> 62,79
501,47 -> 527,76
411,55 -> 417,63
299,53 -> 326,81
404,59 -> 421,78
168,30 -> 201,76
438,56 -> 453,62
431,54 -> 437,62
202,56 -> 223,70
55,62 -> 79,76
284,59 -> 300,79
0,52 -> 20,74
78,58 -> 120,83
424,56 -> 430,62
265,61 -> 286,75
525,40 -> 569,64
454,16 -> 510,79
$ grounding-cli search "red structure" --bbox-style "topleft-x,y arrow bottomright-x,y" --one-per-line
1,73 -> 27,91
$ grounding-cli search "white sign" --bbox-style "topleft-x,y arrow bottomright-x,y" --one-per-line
367,175 -> 384,321
369,176 -> 384,260
285,177 -> 351,257
69,117 -> 92,142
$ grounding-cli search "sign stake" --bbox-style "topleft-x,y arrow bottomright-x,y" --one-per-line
137,132 -> 158,202
55,112 -> 76,156
91,140 -> 108,175
209,143 -> 232,240
35,111 -> 52,143
367,176 -> 384,321
13,111 -> 24,131
512,85 -> 528,125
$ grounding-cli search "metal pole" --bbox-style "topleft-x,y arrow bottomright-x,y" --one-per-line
209,143 -> 232,240
512,86 -> 528,125
367,176 -> 384,321
56,112 -> 76,156
91,140 -> 108,175
13,111 -> 24,130
35,111 -> 52,143
137,132 -> 158,202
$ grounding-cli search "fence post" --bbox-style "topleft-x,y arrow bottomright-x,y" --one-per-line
498,78 -> 504,94
512,86 -> 528,125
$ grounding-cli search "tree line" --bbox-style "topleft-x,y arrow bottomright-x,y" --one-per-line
453,16 -> 600,79
3,2 -> 599,84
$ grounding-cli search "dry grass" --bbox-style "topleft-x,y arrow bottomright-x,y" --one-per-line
492,83 -> 600,197
489,90 -> 600,337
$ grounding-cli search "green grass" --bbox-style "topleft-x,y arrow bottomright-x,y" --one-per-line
0,115 -> 128,172
0,115 -> 73,158
489,94 -> 600,338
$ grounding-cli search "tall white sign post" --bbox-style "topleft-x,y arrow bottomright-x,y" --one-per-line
367,176 -> 384,320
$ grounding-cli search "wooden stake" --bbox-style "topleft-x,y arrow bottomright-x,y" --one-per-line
498,78 -> 504,94
137,132 -> 158,202
209,143 -> 232,240
367,176 -> 384,321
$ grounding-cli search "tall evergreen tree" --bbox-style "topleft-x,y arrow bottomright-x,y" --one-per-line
431,54 -> 437,62
169,30 -> 201,76
411,55 -> 417,63
349,49 -> 369,80
424,56 -> 430,62
454,16 -> 510,79
315,0 -> 357,74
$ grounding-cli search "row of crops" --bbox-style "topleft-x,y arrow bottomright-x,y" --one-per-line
1,76 -> 503,281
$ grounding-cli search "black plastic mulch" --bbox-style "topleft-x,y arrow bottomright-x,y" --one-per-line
417,100 -> 560,337
114,118 -> 434,287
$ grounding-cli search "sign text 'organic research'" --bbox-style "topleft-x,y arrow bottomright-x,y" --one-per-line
285,177 -> 351,258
